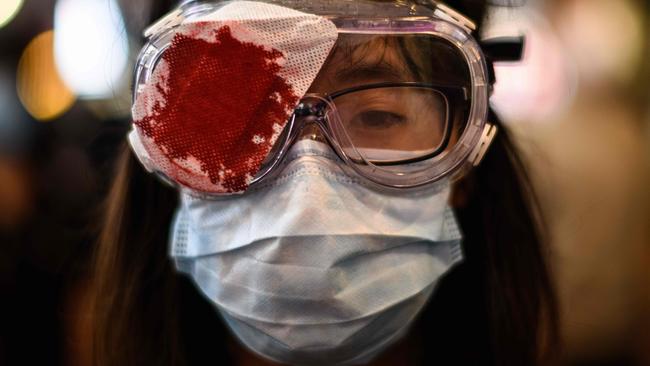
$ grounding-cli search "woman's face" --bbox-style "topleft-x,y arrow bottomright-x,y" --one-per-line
140,3 -> 479,365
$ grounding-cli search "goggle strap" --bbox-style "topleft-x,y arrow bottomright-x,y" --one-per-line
481,36 -> 525,62
469,122 -> 498,166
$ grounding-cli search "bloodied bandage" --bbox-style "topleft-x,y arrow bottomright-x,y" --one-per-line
130,1 -> 337,194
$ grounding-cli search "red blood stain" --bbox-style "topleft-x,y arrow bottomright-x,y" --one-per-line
135,24 -> 298,193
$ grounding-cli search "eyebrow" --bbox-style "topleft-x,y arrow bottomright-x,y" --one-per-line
333,62 -> 411,84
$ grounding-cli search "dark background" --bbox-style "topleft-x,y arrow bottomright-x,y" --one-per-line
0,0 -> 648,365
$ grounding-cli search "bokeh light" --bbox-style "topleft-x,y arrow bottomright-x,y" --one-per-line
486,6 -> 577,123
16,31 -> 76,121
0,0 -> 23,28
54,0 -> 129,99
556,0 -> 644,85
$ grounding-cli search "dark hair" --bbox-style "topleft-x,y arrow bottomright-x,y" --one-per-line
91,1 -> 559,365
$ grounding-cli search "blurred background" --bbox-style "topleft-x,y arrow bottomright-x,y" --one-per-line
0,0 -> 648,365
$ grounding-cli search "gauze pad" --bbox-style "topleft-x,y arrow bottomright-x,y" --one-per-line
131,1 -> 337,194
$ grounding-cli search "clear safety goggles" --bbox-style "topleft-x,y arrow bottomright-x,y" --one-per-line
129,0 -> 496,197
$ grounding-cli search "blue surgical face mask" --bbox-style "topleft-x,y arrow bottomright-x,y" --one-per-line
169,140 -> 463,365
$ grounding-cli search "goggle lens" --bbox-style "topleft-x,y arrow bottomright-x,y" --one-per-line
332,85 -> 452,165
130,4 -> 491,196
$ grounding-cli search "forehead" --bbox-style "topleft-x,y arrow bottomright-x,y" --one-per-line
308,33 -> 471,94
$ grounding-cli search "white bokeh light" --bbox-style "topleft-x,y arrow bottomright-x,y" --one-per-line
0,0 -> 23,28
54,0 -> 129,99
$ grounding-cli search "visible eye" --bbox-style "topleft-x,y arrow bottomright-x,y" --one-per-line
349,110 -> 407,130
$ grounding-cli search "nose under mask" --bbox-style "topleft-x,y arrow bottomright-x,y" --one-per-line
170,140 -> 463,365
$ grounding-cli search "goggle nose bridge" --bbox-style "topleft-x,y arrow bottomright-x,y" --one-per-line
251,95 -> 346,186
286,95 -> 337,145
293,96 -> 328,118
